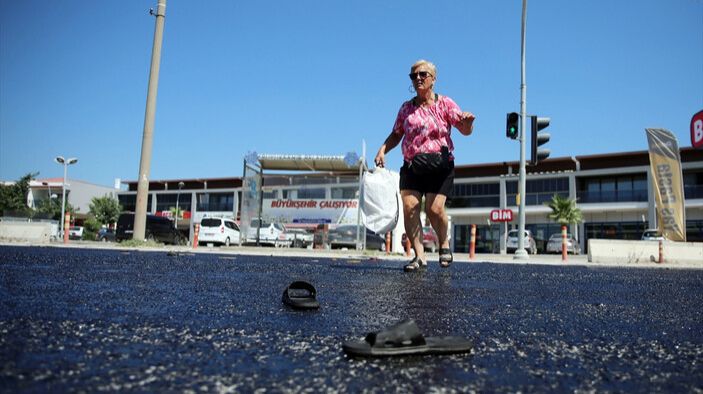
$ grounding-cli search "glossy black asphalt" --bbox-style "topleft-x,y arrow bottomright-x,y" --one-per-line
1,245 -> 702,392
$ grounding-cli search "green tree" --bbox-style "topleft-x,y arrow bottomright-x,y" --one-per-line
545,194 -> 583,226
82,216 -> 102,240
0,172 -> 37,217
34,197 -> 62,220
88,195 -> 122,226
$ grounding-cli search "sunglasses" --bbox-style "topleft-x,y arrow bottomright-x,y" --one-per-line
409,71 -> 432,80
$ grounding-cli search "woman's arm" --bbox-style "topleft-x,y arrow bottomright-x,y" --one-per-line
456,112 -> 475,136
374,131 -> 402,167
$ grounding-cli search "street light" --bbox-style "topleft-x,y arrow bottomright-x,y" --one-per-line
175,181 -> 185,229
55,156 -> 78,239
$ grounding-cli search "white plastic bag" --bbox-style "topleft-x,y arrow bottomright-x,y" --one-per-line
361,168 -> 400,235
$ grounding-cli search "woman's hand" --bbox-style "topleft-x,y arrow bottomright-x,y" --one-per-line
374,151 -> 386,168
375,131 -> 401,168
457,112 -> 475,136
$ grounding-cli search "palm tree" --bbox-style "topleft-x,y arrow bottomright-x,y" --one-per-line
545,194 -> 583,240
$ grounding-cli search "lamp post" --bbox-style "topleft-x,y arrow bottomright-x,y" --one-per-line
175,181 -> 184,229
55,156 -> 78,239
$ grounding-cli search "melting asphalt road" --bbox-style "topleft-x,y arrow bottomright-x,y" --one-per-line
1,245 -> 702,392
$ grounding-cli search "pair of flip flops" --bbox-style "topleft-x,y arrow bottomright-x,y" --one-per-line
282,283 -> 472,358
404,248 -> 453,272
282,281 -> 320,310
343,319 -> 473,357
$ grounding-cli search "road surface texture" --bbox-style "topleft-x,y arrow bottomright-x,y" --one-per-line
1,245 -> 702,392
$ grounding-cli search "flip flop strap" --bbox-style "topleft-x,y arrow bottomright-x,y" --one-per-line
365,319 -> 426,348
287,281 -> 316,298
439,248 -> 453,262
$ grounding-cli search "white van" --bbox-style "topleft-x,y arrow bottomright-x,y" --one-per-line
199,217 -> 240,247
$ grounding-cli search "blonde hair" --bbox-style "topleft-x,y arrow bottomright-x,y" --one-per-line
411,59 -> 437,77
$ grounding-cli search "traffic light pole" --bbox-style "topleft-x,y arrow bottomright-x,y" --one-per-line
515,0 -> 529,259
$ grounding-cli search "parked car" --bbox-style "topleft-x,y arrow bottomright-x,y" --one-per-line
312,224 -> 331,248
95,228 -> 116,242
546,233 -> 581,254
198,217 -> 240,247
245,219 -> 290,247
641,229 -> 664,241
328,225 -> 386,251
506,229 -> 537,254
422,226 -> 439,252
401,226 -> 439,252
116,213 -> 186,245
68,226 -> 84,240
286,228 -> 314,248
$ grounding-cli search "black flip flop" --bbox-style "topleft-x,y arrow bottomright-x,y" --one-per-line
439,248 -> 453,268
282,281 -> 320,310
343,319 -> 472,357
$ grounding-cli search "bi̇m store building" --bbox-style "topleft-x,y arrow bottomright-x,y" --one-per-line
118,147 -> 703,253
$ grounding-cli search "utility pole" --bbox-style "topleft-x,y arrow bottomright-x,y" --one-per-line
134,0 -> 166,241
514,0 -> 529,259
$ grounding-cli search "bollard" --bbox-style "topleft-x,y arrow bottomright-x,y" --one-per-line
385,232 -> 391,255
562,225 -> 568,262
193,224 -> 200,249
404,235 -> 411,257
469,224 -> 476,261
63,212 -> 70,244
658,240 -> 663,264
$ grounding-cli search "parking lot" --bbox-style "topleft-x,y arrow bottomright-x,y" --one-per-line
1,244 -> 702,392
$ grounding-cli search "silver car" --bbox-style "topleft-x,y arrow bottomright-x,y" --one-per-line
286,228 -> 314,248
641,229 -> 664,241
506,229 -> 537,254
546,233 -> 581,254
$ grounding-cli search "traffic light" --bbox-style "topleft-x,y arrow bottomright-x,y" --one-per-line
530,116 -> 551,165
506,112 -> 519,139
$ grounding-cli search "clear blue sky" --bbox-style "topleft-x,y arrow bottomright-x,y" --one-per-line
1,0 -> 701,187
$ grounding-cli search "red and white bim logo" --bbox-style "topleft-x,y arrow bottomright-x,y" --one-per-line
490,209 -> 513,222
692,109 -> 703,149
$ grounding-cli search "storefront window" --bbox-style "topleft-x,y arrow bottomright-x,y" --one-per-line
449,183 -> 500,208
331,187 -> 357,199
583,221 -> 648,253
197,193 -> 234,212
506,178 -> 569,206
262,189 -> 278,199
156,193 -> 192,212
298,188 -> 325,199
578,175 -> 647,203
118,194 -> 152,213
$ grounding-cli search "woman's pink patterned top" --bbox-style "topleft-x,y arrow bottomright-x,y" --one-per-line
392,95 -> 464,163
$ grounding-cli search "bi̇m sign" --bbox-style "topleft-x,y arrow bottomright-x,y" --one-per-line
692,110 -> 703,149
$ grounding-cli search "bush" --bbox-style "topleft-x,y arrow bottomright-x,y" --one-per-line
118,239 -> 164,248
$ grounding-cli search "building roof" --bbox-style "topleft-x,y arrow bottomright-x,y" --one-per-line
123,177 -> 243,192
455,147 -> 702,178
120,147 -> 702,188
256,153 -> 362,172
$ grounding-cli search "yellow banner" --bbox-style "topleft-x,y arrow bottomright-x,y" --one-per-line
645,128 -> 686,241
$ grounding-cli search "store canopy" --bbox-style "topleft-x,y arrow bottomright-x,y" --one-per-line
253,152 -> 362,172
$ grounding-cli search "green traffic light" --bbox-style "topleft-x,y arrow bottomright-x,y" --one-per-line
506,112 -> 519,139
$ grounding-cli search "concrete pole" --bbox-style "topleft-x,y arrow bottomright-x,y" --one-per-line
515,0 -> 529,259
60,162 -> 67,238
134,0 -> 167,241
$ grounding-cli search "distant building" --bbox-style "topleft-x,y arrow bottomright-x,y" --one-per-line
28,178 -> 118,222
118,147 -> 703,253
449,148 -> 702,253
